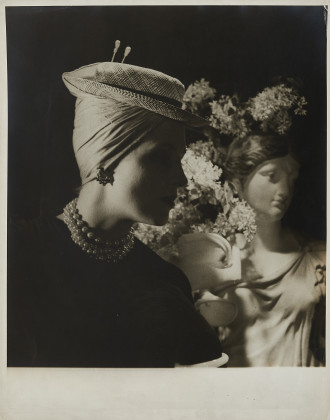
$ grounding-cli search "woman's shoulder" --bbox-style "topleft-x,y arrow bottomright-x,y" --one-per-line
7,217 -> 61,297
9,215 -> 61,236
8,216 -> 65,259
133,239 -> 193,300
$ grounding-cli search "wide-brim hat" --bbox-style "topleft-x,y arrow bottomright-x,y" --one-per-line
62,62 -> 208,128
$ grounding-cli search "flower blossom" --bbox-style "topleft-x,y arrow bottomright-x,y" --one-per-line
248,84 -> 308,135
182,148 -> 222,189
182,78 -> 216,116
209,95 -> 250,139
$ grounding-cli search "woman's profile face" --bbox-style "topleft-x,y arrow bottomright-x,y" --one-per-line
107,119 -> 187,226
242,154 -> 300,222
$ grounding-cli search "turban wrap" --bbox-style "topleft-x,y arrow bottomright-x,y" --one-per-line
72,95 -> 167,185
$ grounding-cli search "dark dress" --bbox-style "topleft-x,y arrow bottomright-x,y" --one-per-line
7,217 -> 222,367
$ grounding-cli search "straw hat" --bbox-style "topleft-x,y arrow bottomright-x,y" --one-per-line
62,62 -> 208,128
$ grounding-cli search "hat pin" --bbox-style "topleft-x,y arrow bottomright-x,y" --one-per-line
121,46 -> 131,63
111,39 -> 121,62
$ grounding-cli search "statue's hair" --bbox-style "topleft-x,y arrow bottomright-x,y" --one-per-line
223,132 -> 295,184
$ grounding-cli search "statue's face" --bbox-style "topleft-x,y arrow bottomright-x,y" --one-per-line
242,154 -> 300,222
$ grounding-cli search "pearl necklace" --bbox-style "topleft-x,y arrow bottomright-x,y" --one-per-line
63,198 -> 135,263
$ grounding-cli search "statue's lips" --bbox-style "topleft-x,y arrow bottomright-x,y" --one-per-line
272,199 -> 287,209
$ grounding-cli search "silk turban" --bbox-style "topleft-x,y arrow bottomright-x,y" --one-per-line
63,61 -> 208,185
71,95 -> 166,185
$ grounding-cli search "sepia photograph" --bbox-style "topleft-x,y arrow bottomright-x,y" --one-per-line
1,2 -> 328,419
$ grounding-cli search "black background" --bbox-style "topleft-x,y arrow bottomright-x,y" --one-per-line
6,5 -> 327,240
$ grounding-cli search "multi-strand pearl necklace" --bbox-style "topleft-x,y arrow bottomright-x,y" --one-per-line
63,198 -> 135,263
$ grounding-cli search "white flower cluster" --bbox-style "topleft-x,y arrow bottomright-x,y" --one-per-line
182,148 -> 222,190
188,139 -> 221,162
182,78 -> 216,116
182,78 -> 307,139
248,84 -> 307,121
247,84 -> 307,135
223,199 -> 257,242
209,95 -> 250,139
133,223 -> 170,252
190,198 -> 256,243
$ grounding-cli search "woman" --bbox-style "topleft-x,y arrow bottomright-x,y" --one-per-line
7,60 -> 222,367
216,132 -> 325,367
